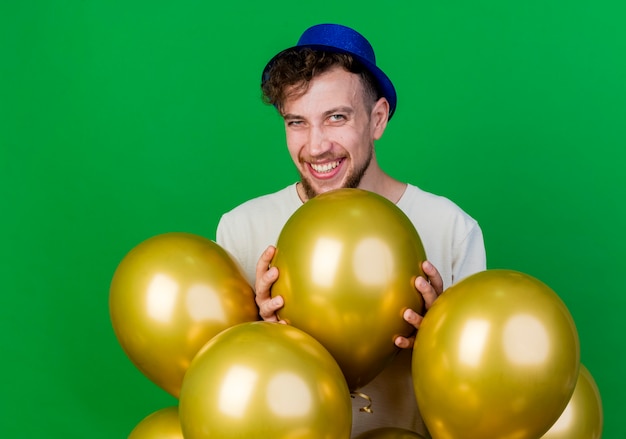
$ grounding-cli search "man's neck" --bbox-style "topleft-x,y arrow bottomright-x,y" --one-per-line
296,176 -> 407,204
361,176 -> 407,204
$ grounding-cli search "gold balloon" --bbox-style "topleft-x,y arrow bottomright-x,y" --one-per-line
178,321 -> 352,439
541,364 -> 603,438
109,232 -> 259,397
353,427 -> 426,439
128,406 -> 183,439
412,269 -> 580,439
271,188 -> 426,391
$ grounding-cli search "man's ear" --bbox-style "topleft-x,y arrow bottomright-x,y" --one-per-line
371,97 -> 390,140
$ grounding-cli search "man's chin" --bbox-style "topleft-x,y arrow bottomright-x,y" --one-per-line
299,178 -> 344,200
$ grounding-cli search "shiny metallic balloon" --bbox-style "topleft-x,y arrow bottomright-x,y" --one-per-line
109,232 -> 259,397
412,269 -> 580,439
178,321 -> 352,439
271,188 -> 426,391
128,406 -> 183,439
541,364 -> 603,438
353,427 -> 426,439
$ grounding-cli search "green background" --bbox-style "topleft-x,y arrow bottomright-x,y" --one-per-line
2,1 -> 624,437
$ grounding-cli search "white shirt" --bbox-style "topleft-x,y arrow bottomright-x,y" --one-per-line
216,183 -> 486,436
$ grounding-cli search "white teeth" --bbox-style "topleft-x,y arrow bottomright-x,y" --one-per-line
311,161 -> 340,173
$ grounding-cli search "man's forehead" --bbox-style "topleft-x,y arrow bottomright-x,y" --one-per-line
282,70 -> 364,114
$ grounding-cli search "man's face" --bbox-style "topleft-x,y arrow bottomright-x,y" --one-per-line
281,66 -> 387,200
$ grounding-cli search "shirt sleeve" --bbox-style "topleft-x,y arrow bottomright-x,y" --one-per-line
452,221 -> 487,285
216,212 -> 255,285
215,214 -> 231,251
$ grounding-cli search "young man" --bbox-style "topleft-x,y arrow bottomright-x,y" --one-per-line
216,23 -> 486,437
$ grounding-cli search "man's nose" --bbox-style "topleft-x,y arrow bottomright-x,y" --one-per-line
307,125 -> 331,156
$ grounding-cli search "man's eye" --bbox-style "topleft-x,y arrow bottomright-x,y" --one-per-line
329,114 -> 345,122
287,120 -> 303,127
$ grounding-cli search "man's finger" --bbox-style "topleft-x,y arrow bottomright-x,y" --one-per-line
395,335 -> 416,349
416,276 -> 438,309
422,260 -> 443,295
258,295 -> 283,321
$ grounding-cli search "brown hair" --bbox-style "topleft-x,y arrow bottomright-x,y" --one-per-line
261,48 -> 382,114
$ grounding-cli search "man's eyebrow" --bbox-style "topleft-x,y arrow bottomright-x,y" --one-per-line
282,107 -> 354,121
324,106 -> 353,117
282,113 -> 302,121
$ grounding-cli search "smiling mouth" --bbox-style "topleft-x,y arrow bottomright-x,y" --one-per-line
310,159 -> 343,174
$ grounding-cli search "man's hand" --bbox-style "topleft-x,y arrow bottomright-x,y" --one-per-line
395,260 -> 444,349
254,245 -> 285,322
